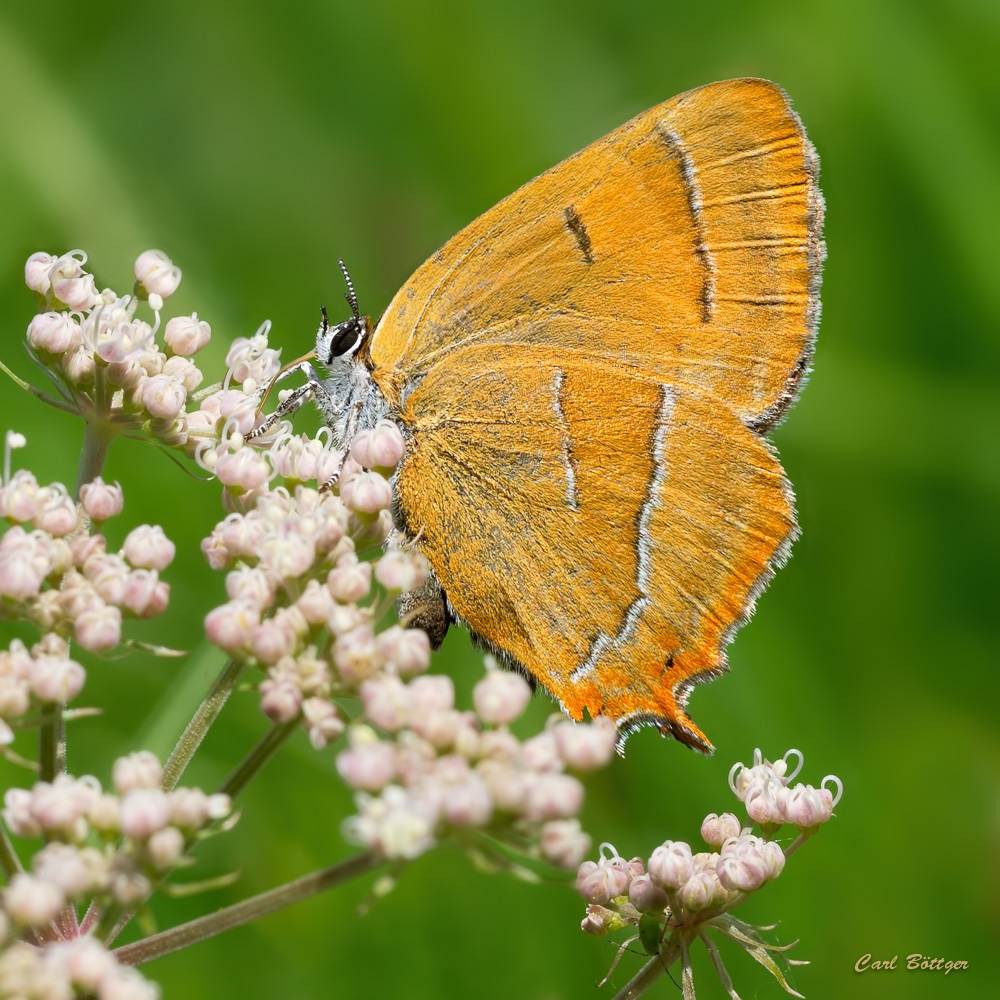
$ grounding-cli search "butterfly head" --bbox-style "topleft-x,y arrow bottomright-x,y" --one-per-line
316,259 -> 370,367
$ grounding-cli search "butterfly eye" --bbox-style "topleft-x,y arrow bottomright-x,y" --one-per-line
324,317 -> 364,362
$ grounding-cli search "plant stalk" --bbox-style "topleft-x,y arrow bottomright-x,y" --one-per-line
112,851 -> 380,966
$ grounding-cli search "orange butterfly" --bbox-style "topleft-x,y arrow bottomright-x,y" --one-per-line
261,78 -> 823,752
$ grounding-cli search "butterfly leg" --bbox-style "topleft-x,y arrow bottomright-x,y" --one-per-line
248,361 -> 333,440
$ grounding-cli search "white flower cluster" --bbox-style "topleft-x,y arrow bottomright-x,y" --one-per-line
0,937 -> 157,1000
577,749 -> 843,998
2,752 -> 230,909
341,665 -> 617,865
0,752 -> 229,1000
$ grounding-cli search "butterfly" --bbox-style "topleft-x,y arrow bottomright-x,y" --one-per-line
257,78 -> 823,752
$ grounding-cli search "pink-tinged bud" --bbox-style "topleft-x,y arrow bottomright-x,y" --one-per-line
443,777 -> 493,827
407,675 -> 455,715
4,788 -> 42,837
350,420 -> 405,472
409,707 -> 462,749
215,446 -> 272,491
294,579 -> 333,625
122,524 -> 176,571
260,530 -> 315,581
676,871 -> 719,912
33,487 -> 78,536
539,818 -> 591,870
520,732 -> 562,773
477,761 -> 525,812
744,779 -> 783,825
360,675 -> 410,731
225,566 -> 275,609
111,871 -> 152,906
336,738 -> 396,791
74,603 -> 122,652
553,716 -> 617,771
259,678 -> 302,722
164,313 -> 210,355
375,625 -> 430,676
87,793 -> 121,833
373,550 -> 428,593
50,251 -> 99,310
87,555 -> 128,605
250,616 -> 299,665
0,470 -> 39,522
163,354 -> 204,393
0,545 -> 44,600
166,788 -> 212,829
339,468 -> 392,514
629,872 -> 669,913
120,788 -> 170,838
473,670 -> 532,725
0,675 -> 31,718
648,840 -> 694,890
581,904 -> 618,936
33,843 -> 110,898
113,751 -> 163,794
716,835 -> 782,892
701,811 -> 743,847
138,373 -> 187,421
524,772 -> 584,820
4,872 -> 64,927
204,599 -> 259,652
146,825 -> 186,870
134,249 -> 182,299
302,697 -> 345,749
122,570 -> 170,617
27,311 -> 81,355
79,478 -> 124,522
29,654 -> 85,703
781,783 -> 835,828
25,252 -> 55,294
70,531 -> 104,567
57,937 -> 119,990
30,775 -> 98,840
327,558 -> 372,603
576,855 -> 630,904
333,624 -> 379,682
62,346 -> 95,384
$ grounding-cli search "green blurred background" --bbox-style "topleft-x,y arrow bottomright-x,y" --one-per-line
0,1 -> 997,997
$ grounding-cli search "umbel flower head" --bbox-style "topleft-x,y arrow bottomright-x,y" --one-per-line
577,749 -> 843,999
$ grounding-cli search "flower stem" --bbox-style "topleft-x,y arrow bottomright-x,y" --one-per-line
612,939 -> 680,1000
37,701 -> 66,783
76,418 -> 114,498
219,718 -> 300,800
112,851 -> 380,966
161,659 -> 246,792
0,820 -> 24,879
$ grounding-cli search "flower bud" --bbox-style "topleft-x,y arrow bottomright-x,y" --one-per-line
473,669 -> 533,726
134,249 -> 181,299
164,313 -> 211,355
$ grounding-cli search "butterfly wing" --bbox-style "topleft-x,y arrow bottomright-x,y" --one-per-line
393,348 -> 794,750
372,79 -> 822,749
371,78 -> 823,431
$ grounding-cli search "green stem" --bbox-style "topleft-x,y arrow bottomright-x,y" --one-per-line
76,418 -> 114,497
219,718 -> 300,800
112,851 -> 380,967
38,701 -> 66,783
161,659 -> 246,792
612,939 -> 680,1000
0,820 -> 24,880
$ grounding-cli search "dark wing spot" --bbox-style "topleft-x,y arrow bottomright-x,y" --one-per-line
563,205 -> 595,265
